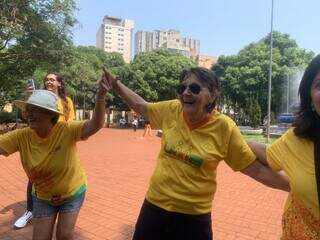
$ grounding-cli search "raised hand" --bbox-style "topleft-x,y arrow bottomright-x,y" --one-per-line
97,70 -> 112,97
26,80 -> 35,96
102,67 -> 119,90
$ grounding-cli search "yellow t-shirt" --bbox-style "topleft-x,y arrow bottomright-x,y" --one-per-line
0,121 -> 87,203
267,128 -> 319,218
146,99 -> 256,215
57,96 -> 75,122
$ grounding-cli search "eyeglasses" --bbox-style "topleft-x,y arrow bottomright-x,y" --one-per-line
45,77 -> 58,83
177,83 -> 202,95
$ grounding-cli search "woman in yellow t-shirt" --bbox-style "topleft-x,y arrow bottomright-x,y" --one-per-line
14,73 -> 76,228
249,54 -> 320,239
0,75 -> 110,239
43,73 -> 75,122
103,67 -> 290,240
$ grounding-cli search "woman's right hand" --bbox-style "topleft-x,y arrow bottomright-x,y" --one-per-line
102,67 -> 119,91
26,82 -> 34,96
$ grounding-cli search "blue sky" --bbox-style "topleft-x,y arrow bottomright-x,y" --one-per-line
73,0 -> 319,57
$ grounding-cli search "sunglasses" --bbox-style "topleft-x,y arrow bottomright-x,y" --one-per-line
177,83 -> 202,95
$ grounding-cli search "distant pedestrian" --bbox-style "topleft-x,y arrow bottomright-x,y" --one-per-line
132,117 -> 138,132
142,121 -> 152,137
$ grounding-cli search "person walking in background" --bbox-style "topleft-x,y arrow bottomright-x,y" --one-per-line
14,73 -> 76,228
103,67 -> 289,240
132,116 -> 138,132
142,120 -> 152,137
248,54 -> 320,240
0,73 -> 110,239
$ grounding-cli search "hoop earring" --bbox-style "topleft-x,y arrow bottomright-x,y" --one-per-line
311,103 -> 315,111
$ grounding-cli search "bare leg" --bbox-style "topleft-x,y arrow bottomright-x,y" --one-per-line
32,214 -> 57,240
56,210 -> 80,240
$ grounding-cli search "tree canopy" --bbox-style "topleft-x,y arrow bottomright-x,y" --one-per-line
112,49 -> 196,110
213,31 -> 314,126
0,0 -> 77,109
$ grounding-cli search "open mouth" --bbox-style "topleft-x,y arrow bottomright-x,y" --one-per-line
183,100 -> 195,105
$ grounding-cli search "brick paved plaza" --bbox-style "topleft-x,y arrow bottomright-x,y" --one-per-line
0,129 -> 287,240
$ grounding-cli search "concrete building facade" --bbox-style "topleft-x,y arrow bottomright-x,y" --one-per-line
196,55 -> 217,69
96,16 -> 134,63
135,29 -> 200,59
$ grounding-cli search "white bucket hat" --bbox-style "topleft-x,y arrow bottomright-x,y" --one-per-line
14,90 -> 63,115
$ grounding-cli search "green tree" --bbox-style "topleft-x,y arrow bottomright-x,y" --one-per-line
213,31 -> 313,123
32,46 -> 126,110
247,97 -> 261,128
111,49 -> 196,110
0,0 -> 77,109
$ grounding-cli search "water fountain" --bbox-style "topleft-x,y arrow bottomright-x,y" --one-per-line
270,68 -> 304,137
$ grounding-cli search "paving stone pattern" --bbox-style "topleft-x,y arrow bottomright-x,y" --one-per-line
0,129 -> 287,239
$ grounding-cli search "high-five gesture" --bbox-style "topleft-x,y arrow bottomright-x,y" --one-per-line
102,67 -> 148,118
102,67 -> 119,91
80,69 -> 111,139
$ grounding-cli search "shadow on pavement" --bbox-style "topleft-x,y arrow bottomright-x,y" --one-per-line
0,201 -> 26,217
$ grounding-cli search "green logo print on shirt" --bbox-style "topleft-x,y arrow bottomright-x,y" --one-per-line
164,143 -> 204,168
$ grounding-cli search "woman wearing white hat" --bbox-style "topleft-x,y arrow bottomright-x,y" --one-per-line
0,76 -> 110,240
14,72 -> 77,229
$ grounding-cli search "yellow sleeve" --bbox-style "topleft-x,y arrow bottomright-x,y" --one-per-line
147,100 -> 179,130
225,125 -> 256,171
0,129 -> 21,155
266,132 -> 289,171
67,97 -> 75,121
66,121 -> 86,141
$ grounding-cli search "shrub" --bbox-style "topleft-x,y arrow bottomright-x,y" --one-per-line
0,111 -> 17,123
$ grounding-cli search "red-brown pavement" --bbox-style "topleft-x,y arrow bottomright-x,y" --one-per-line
0,128 -> 287,240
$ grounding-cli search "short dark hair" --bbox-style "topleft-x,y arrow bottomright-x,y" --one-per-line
293,54 -> 320,141
179,67 -> 221,112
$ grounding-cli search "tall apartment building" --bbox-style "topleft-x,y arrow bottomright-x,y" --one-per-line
96,16 -> 134,63
196,55 -> 217,69
135,30 -> 200,59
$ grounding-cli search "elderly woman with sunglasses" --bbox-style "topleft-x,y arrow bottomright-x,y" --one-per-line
0,75 -> 111,240
103,67 -> 289,240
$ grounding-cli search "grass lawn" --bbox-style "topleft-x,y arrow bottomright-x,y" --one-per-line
242,134 -> 277,144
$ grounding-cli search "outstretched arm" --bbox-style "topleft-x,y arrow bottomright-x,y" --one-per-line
247,141 -> 268,166
103,68 -> 149,119
241,160 -> 290,192
80,73 -> 111,140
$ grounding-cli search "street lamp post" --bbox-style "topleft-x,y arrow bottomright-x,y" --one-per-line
286,73 -> 290,113
266,0 -> 274,143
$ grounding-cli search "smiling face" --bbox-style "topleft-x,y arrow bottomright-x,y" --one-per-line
311,72 -> 320,116
25,105 -> 54,131
178,73 -> 214,122
44,74 -> 61,95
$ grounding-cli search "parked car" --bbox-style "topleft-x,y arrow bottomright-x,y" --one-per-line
277,113 -> 295,124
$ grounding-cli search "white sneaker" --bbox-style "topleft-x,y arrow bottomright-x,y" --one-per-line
14,211 -> 33,228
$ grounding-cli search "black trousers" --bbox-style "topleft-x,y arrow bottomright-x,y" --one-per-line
132,200 -> 213,240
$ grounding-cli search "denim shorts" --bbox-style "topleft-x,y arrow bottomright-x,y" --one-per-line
32,191 -> 86,218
